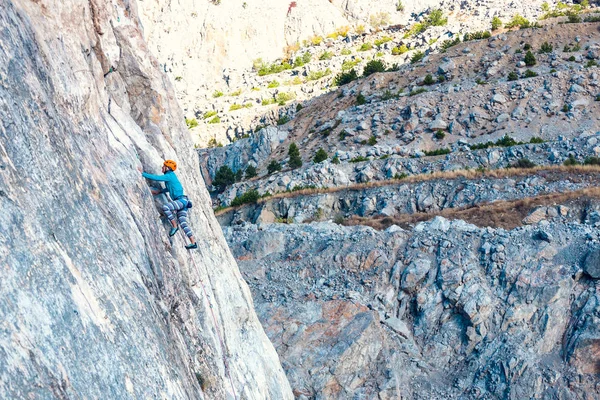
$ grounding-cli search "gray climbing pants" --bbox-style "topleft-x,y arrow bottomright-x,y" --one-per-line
162,199 -> 194,238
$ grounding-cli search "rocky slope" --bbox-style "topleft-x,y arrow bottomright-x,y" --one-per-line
225,217 -> 600,399
138,0 -> 561,146
0,1 -> 291,398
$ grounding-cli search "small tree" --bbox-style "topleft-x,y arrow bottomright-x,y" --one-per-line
334,69 -> 358,86
363,59 -> 387,76
524,50 -> 536,66
235,169 -> 243,182
539,42 -> 553,54
267,160 -> 282,174
356,93 -> 367,105
244,165 -> 257,179
313,148 -> 328,163
213,165 -> 236,191
508,71 -> 519,81
423,74 -> 435,85
288,143 -> 303,169
491,16 -> 502,31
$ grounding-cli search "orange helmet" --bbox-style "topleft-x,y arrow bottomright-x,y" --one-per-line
163,160 -> 177,171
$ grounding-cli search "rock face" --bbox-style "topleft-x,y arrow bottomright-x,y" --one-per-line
0,1 -> 291,399
225,218 -> 600,398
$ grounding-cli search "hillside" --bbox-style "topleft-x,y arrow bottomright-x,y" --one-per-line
138,0 -> 558,146
201,4 -> 600,398
0,1 -> 291,398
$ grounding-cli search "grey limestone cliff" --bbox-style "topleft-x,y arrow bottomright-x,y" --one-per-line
0,0 -> 291,398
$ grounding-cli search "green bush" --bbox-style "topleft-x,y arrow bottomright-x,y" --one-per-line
186,118 -> 198,129
313,148 -> 328,163
229,104 -> 243,111
334,69 -> 359,86
469,135 -> 524,150
424,148 -> 451,156
505,14 -> 530,29
586,60 -> 599,68
293,52 -> 313,68
524,51 -> 537,66
441,37 -> 461,50
341,48 -> 352,55
374,36 -> 393,47
524,69 -> 538,78
434,130 -> 445,140
213,90 -> 224,98
428,9 -> 447,26
423,74 -> 435,85
203,111 -> 217,119
568,55 -> 577,62
359,42 -> 373,51
539,42 -> 553,54
394,172 -> 408,180
357,93 -> 367,105
277,115 -> 290,125
392,45 -> 409,55
563,155 -> 580,166
510,158 -> 536,168
524,44 -> 532,51
257,60 -> 293,76
267,160 -> 282,174
262,98 -> 276,106
491,16 -> 503,31
307,69 -> 332,81
213,165 -> 236,191
584,156 -> 600,165
463,31 -> 491,41
267,80 -> 280,88
342,58 -> 362,71
529,137 -> 545,144
288,143 -> 303,169
409,88 -> 427,96
208,116 -> 221,124
276,92 -> 296,105
244,165 -> 257,179
368,136 -> 377,145
567,11 -> 582,23
319,51 -> 334,60
230,190 -> 260,207
331,155 -> 340,164
363,59 -> 387,76
410,51 -> 425,64
350,156 -> 370,163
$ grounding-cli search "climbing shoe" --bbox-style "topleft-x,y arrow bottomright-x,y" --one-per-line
185,243 -> 198,250
169,227 -> 179,237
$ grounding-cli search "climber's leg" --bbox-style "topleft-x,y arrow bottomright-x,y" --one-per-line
163,200 -> 185,235
177,209 -> 198,249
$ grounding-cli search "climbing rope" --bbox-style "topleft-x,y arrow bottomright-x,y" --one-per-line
179,231 -> 238,400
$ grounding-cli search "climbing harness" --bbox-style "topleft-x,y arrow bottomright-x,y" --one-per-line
179,230 -> 238,400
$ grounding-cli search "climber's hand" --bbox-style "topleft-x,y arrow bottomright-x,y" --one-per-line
138,165 -> 143,173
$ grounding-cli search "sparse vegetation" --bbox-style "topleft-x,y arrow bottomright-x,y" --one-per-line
424,148 -> 451,156
244,165 -> 257,179
203,111 -> 217,119
505,14 -> 531,29
470,135 -> 524,150
342,58 -> 362,71
374,36 -> 393,47
441,37 -> 461,51
277,115 -> 291,125
230,189 -> 260,207
267,160 -> 282,174
334,69 -> 359,86
363,59 -> 387,76
213,165 -> 236,191
524,51 -> 537,66
350,156 -> 370,163
357,93 -> 367,105
434,130 -> 445,140
368,136 -> 378,146
510,158 -> 536,169
307,69 -> 332,81
539,42 -> 553,54
524,69 -> 538,78
463,31 -> 491,41
276,92 -> 296,105
213,90 -> 224,98
491,16 -> 503,31
186,118 -> 198,129
392,45 -> 409,55
409,88 -> 427,96
313,148 -> 328,163
563,155 -> 580,166
410,51 -> 425,64
359,42 -> 373,51
267,80 -> 280,88
288,143 -> 303,169
319,51 -> 334,60
208,116 -> 221,124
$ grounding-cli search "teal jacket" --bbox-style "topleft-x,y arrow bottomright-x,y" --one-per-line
142,170 -> 185,200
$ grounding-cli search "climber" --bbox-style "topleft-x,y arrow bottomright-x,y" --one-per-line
140,160 -> 198,250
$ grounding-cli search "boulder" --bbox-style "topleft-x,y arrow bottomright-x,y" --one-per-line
583,248 -> 600,279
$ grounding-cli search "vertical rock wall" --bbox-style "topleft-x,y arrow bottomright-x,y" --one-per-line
0,1 -> 291,398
